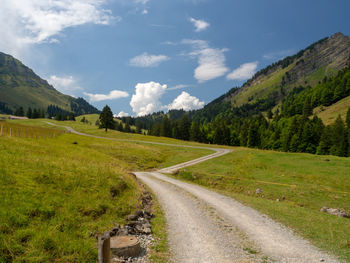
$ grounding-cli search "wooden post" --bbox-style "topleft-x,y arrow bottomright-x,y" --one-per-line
9,128 -> 11,137
98,232 -> 111,263
0,124 -> 3,136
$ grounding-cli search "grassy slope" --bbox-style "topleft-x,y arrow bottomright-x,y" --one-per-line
233,64 -> 294,107
173,148 -> 350,262
314,95 -> 350,125
0,120 -> 212,262
0,53 -> 73,111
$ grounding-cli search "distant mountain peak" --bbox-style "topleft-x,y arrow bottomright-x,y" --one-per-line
0,52 -> 99,115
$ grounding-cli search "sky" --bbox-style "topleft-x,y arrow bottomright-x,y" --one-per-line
1,0 -> 350,117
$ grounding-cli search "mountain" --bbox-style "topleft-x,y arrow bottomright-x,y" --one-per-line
117,33 -> 350,157
190,32 -> 350,122
0,52 -> 99,115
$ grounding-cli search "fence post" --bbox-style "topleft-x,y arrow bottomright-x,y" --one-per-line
9,128 -> 12,137
0,124 -> 2,136
98,232 -> 111,263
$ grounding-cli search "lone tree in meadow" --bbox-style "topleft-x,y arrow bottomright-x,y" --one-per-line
99,105 -> 114,132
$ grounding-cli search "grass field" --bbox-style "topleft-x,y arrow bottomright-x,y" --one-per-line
0,121 -> 65,138
0,120 -> 211,262
172,148 -> 350,262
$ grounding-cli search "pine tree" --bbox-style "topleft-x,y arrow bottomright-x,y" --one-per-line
99,105 -> 114,132
190,122 -> 201,142
346,108 -> 350,128
124,122 -> 131,133
160,115 -> 171,137
247,121 -> 260,148
317,126 -> 332,155
329,116 -> 348,157
26,107 -> 33,119
179,115 -> 190,140
15,107 -> 24,116
302,98 -> 313,116
135,120 -> 142,134
117,122 -> 124,132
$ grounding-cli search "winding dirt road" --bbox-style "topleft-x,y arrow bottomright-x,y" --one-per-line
47,122 -> 340,263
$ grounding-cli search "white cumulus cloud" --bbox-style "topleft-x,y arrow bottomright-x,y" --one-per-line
129,53 -> 170,67
168,91 -> 204,111
130,82 -> 167,116
48,75 -> 82,96
0,0 -> 115,57
117,111 -> 130,117
183,39 -> 229,83
84,90 -> 129,102
189,17 -> 210,32
227,62 -> 258,81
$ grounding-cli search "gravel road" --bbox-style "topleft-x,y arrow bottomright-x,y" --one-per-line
47,122 -> 340,263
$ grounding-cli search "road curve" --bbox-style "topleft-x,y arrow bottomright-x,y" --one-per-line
47,122 -> 340,263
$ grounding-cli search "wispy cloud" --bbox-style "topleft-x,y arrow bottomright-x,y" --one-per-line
135,0 -> 149,4
182,39 -> 229,83
263,49 -> 295,60
167,84 -> 191,90
189,17 -> 210,32
227,62 -> 258,81
84,90 -> 129,102
0,0 -> 115,57
129,53 -> 170,67
48,75 -> 82,96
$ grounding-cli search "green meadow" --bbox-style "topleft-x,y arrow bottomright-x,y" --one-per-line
0,120 -> 211,262
2,116 -> 350,262
173,148 -> 350,262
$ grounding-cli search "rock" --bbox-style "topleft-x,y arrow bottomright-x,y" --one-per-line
320,207 -> 350,218
255,188 -> 262,194
276,199 -> 280,202
72,141 -> 78,144
127,210 -> 144,221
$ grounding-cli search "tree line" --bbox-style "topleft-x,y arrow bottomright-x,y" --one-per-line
11,105 -> 76,121
112,65 -> 350,158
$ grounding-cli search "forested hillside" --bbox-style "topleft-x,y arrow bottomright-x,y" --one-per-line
114,33 -> 350,157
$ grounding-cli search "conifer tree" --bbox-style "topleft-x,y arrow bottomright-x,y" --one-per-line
26,107 -> 32,118
179,115 -> 190,140
346,108 -> 350,128
160,115 -> 171,137
329,116 -> 348,157
302,98 -> 313,116
99,105 -> 114,132
190,122 -> 201,142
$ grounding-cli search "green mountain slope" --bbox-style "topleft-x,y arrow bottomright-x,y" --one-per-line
189,32 -> 350,123
229,32 -> 350,107
0,52 -> 99,115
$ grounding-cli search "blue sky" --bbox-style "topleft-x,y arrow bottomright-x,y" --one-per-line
1,0 -> 350,116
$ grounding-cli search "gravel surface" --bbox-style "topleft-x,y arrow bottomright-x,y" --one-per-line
48,122 -> 340,263
137,172 -> 340,263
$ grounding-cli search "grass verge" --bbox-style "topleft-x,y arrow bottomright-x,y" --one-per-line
0,121 -> 210,262
172,147 -> 350,262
